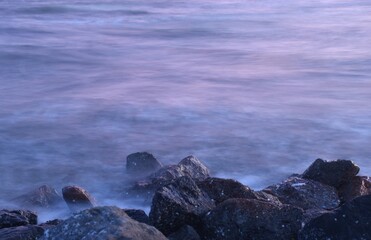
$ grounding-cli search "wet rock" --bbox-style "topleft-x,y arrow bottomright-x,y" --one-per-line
201,198 -> 304,240
338,176 -> 371,202
62,185 -> 97,213
0,225 -> 44,240
264,176 -> 340,210
302,158 -> 360,188
128,155 -> 210,199
299,194 -> 371,240
123,209 -> 150,225
12,185 -> 63,209
38,219 -> 63,231
126,152 -> 162,175
168,225 -> 201,240
149,176 -> 215,236
0,210 -> 37,229
197,177 -> 257,205
39,206 -> 167,240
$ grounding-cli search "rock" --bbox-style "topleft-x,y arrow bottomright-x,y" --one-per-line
299,194 -> 371,240
128,155 -> 210,199
123,209 -> 150,225
197,178 -> 257,205
253,190 -> 283,206
264,176 -> 340,210
302,158 -> 360,188
0,225 -> 45,240
12,185 -> 63,209
149,176 -> 215,236
39,206 -> 167,240
338,176 -> 371,202
126,152 -> 162,175
62,186 -> 97,213
168,225 -> 201,240
201,198 -> 304,240
38,219 -> 63,231
0,210 -> 37,229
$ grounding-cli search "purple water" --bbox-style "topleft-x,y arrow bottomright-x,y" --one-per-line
1,0 -> 371,213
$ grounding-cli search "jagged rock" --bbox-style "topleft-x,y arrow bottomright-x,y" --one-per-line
128,156 -> 210,199
149,176 -> 215,236
168,225 -> 201,240
201,198 -> 304,240
0,225 -> 44,240
253,190 -> 283,206
0,210 -> 37,229
197,178 -> 257,205
123,209 -> 150,225
302,158 -> 360,188
299,195 -> 371,240
38,219 -> 63,231
264,176 -> 340,210
62,186 -> 97,213
12,185 -> 63,209
338,176 -> 371,202
126,152 -> 162,175
39,206 -> 167,240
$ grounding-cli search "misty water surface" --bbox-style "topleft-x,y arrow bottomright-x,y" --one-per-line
1,0 -> 371,213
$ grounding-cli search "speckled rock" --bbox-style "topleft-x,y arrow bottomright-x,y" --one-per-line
62,185 -> 97,213
168,225 -> 201,240
39,206 -> 167,240
201,198 -> 304,240
0,225 -> 44,240
338,176 -> 371,202
12,185 -> 63,209
128,155 -> 210,199
123,209 -> 150,225
126,152 -> 163,175
302,158 -> 360,188
149,176 -> 215,236
0,210 -> 37,229
264,176 -> 340,210
299,195 -> 371,240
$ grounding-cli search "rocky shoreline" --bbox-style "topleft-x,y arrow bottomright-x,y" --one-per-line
1,153 -> 371,239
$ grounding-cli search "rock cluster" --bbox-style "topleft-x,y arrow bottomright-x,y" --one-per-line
1,154 -> 370,240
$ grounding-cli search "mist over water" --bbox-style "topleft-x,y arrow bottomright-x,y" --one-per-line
1,0 -> 371,214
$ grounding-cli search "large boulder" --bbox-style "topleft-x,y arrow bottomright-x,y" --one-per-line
264,176 -> 340,211
62,186 -> 97,213
149,176 -> 215,236
299,194 -> 371,240
0,225 -> 44,240
128,156 -> 210,199
126,152 -> 163,176
0,210 -> 37,229
40,206 -> 167,240
302,158 -> 359,188
197,178 -> 257,205
338,176 -> 371,202
123,209 -> 150,225
12,185 -> 63,209
168,225 -> 201,240
201,198 -> 304,240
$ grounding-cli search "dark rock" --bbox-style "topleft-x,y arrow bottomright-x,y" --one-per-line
149,176 -> 215,236
126,152 -> 162,175
38,219 -> 63,231
168,225 -> 201,240
201,198 -> 304,240
123,209 -> 150,225
12,185 -> 63,209
197,177 -> 257,205
338,176 -> 371,202
62,185 -> 97,213
0,210 -> 37,229
264,176 -> 340,210
39,206 -> 167,240
299,194 -> 371,240
253,190 -> 283,206
0,225 -> 44,240
128,155 -> 210,199
302,158 -> 360,188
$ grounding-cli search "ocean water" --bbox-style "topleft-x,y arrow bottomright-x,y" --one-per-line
1,0 -> 371,210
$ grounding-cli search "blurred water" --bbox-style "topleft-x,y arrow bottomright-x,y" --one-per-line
1,0 -> 371,206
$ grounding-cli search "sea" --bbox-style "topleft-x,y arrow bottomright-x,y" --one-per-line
1,0 -> 371,219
